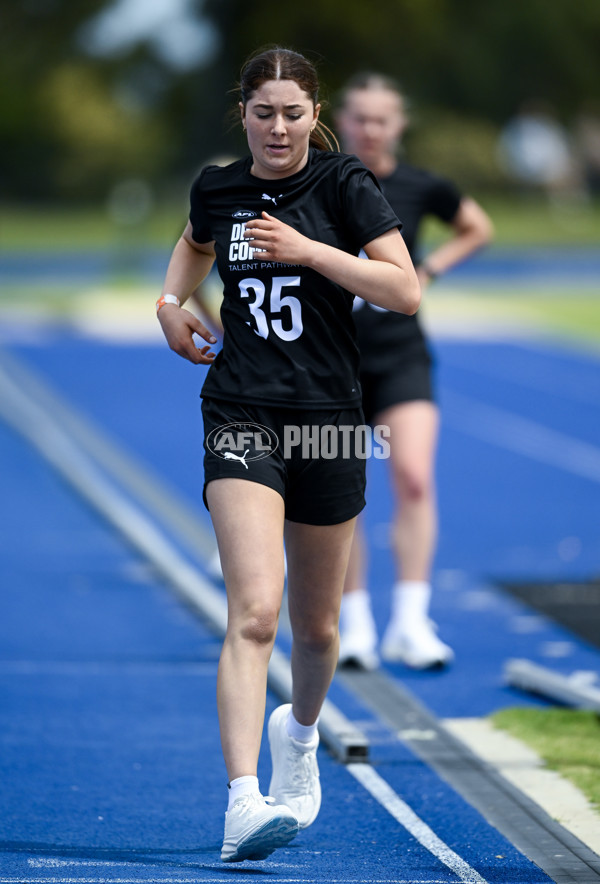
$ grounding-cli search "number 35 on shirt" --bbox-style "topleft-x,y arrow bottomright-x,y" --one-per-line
239,276 -> 303,342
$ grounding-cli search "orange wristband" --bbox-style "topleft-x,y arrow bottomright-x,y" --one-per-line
156,294 -> 180,314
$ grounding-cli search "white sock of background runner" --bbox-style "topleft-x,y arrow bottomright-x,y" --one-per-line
389,580 -> 431,631
340,587 -> 375,631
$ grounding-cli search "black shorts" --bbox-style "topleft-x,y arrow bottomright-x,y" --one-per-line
201,398 -> 367,525
360,349 -> 434,425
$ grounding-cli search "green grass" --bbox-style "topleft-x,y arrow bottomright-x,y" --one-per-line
423,195 -> 600,246
0,202 -> 186,251
2,194 -> 600,250
422,288 -> 600,349
491,707 -> 600,811
516,295 -> 600,343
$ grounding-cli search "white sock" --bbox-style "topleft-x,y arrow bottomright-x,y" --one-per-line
286,709 -> 318,744
227,775 -> 260,810
340,588 -> 375,632
390,581 -> 431,630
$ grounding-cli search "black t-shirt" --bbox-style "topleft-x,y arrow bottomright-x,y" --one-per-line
353,161 -> 462,370
189,149 -> 400,408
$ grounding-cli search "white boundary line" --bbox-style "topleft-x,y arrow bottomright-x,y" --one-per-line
348,765 -> 488,884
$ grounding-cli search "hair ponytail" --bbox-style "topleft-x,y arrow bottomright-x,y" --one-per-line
310,121 -> 339,152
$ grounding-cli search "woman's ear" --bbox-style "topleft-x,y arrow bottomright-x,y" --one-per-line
239,102 -> 246,131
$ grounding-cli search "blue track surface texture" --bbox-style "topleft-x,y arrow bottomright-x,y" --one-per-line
2,331 -> 599,882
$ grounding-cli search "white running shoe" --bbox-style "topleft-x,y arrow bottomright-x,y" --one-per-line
268,704 -> 321,829
338,626 -> 379,670
221,793 -> 299,862
381,620 -> 454,669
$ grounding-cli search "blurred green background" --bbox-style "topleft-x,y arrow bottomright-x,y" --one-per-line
2,0 -> 599,344
2,0 -> 600,234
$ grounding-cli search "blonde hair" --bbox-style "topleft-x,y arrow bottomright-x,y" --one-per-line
337,72 -> 407,115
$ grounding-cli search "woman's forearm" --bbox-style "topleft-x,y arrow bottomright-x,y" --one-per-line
421,197 -> 494,278
162,234 -> 216,305
306,234 -> 421,315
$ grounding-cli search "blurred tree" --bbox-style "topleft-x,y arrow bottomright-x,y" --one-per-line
0,0 -> 215,202
1,1 -> 107,199
39,61 -> 170,196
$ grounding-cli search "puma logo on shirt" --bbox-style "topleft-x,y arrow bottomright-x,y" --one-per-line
223,450 -> 250,469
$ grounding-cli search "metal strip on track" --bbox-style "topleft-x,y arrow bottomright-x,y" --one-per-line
338,667 -> 600,884
0,350 -> 368,763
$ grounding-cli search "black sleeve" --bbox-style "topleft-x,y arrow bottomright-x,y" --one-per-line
425,173 -> 462,223
341,158 -> 402,250
189,167 -> 216,243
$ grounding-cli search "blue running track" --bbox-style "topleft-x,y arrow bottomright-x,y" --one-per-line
1,326 -> 599,883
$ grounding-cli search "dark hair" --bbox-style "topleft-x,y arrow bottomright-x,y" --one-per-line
238,47 -> 339,151
336,72 -> 406,112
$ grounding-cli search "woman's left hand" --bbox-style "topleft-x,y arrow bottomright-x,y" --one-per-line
244,212 -> 310,264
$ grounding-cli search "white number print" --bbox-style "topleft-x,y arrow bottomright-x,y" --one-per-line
239,276 -> 303,341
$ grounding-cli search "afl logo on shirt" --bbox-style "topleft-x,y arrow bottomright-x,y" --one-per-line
232,209 -> 257,219
207,422 -> 279,467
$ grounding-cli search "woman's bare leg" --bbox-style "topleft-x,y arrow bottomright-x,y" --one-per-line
207,478 -> 286,781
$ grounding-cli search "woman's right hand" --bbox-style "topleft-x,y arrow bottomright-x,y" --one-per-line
157,304 -> 218,365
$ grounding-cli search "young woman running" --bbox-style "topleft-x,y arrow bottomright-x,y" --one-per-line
335,73 -> 493,671
156,49 -> 420,862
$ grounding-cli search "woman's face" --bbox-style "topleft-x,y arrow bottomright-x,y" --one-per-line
336,88 -> 406,167
241,79 -> 320,180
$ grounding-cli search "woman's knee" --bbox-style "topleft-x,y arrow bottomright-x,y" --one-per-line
293,618 -> 338,655
233,603 -> 280,646
394,462 -> 434,502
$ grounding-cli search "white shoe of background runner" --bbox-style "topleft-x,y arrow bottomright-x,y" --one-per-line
338,588 -> 379,670
381,619 -> 454,669
338,624 -> 379,670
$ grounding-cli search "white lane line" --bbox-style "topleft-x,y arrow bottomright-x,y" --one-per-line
444,391 -> 600,483
348,764 -> 488,884
23,858 -> 459,882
